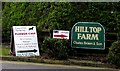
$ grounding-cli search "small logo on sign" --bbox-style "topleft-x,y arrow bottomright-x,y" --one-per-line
29,27 -> 34,30
54,31 -> 59,33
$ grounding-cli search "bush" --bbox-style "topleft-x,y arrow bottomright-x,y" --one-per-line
108,41 -> 120,66
41,38 -> 72,60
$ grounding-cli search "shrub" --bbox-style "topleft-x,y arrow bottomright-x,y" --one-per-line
107,41 -> 120,66
41,38 -> 72,60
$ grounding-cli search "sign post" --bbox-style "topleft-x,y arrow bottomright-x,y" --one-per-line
11,26 -> 40,56
71,22 -> 105,50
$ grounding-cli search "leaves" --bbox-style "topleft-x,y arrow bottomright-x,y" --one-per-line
108,41 -> 120,66
2,2 -> 120,42
41,38 -> 70,59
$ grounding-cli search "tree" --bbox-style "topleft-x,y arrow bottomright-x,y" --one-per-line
2,2 -> 120,43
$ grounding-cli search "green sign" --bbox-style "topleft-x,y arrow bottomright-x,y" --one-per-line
71,22 -> 105,50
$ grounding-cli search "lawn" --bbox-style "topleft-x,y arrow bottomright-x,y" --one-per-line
0,45 -> 10,56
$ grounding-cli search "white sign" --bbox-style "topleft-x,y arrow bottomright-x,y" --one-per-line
53,30 -> 69,39
13,26 -> 40,56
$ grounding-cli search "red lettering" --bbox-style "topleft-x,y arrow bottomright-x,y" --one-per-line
15,33 -> 27,35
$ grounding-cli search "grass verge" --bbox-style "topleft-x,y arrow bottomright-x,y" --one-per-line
0,46 -> 10,56
0,45 -> 119,69
1,56 -> 119,69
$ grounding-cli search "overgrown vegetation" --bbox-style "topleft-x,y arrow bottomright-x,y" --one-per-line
108,41 -> 120,67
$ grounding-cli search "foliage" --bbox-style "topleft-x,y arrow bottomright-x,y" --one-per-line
108,41 -> 120,66
2,2 -> 120,44
41,38 -> 71,59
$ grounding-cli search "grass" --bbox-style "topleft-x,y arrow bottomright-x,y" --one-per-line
0,45 -> 10,56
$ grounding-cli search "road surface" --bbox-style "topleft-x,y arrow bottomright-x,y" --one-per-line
0,60 -> 119,71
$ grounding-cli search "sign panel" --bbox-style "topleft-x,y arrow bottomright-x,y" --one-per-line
53,30 -> 69,39
13,26 -> 40,56
71,22 -> 105,50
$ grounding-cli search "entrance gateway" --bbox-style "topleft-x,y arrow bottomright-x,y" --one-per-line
71,22 -> 105,50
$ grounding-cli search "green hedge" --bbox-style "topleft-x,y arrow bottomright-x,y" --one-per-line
108,41 -> 120,67
41,38 -> 73,60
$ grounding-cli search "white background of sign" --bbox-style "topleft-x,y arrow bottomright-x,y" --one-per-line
53,30 -> 69,39
13,26 -> 40,56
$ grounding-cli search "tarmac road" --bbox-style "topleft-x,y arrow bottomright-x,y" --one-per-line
0,60 -> 119,71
